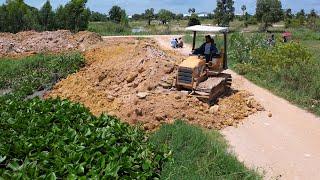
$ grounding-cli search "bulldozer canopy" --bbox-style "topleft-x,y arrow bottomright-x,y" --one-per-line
185,25 -> 228,33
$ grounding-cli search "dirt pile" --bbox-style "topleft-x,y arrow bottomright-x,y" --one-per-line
46,38 -> 264,131
0,30 -> 102,57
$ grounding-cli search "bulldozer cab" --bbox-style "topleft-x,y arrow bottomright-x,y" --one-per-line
185,25 -> 229,72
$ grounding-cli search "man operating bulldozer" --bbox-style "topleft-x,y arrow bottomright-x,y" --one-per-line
192,35 -> 219,63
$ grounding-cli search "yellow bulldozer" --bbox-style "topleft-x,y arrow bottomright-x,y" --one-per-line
175,25 -> 232,104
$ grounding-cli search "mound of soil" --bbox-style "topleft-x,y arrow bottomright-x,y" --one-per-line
46,38 -> 264,131
0,30 -> 102,57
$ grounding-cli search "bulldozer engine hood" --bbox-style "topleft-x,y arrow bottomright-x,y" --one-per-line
179,56 -> 205,69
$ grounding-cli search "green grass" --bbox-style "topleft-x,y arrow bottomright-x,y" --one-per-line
0,53 -> 84,99
150,121 -> 261,180
88,21 -> 131,36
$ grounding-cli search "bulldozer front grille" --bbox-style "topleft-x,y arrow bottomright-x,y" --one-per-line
178,68 -> 192,84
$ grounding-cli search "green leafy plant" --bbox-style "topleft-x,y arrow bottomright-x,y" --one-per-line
229,33 -> 268,65
0,98 -> 170,179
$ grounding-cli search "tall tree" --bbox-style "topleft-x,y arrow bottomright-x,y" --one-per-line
23,7 -> 40,31
296,9 -> 306,25
256,0 -> 283,30
120,9 -> 128,26
158,9 -> 174,24
241,5 -> 246,16
214,0 -> 235,26
307,9 -> 318,30
90,11 -> 108,22
55,5 -> 67,29
188,8 -> 196,14
64,0 -> 90,32
0,5 -> 8,32
5,0 -> 28,33
144,8 -> 154,25
39,0 -> 55,30
188,13 -> 201,26
284,8 -> 293,27
109,6 -> 125,23
176,13 -> 184,20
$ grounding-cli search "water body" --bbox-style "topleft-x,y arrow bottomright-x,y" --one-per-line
132,27 -> 146,33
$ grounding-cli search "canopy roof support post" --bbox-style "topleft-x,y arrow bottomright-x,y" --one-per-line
223,32 -> 228,70
192,31 -> 197,50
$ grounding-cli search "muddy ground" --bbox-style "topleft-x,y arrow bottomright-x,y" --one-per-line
0,30 -> 102,58
45,38 -> 264,131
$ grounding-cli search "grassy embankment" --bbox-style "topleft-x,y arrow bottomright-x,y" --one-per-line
0,54 -> 261,179
0,53 -> 85,98
151,121 -> 261,179
185,28 -> 320,115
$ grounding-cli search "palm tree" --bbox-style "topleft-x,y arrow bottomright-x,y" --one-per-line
241,5 -> 246,16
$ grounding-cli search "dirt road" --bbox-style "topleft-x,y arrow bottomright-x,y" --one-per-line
144,35 -> 320,180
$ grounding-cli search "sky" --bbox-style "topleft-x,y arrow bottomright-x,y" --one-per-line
0,0 -> 319,15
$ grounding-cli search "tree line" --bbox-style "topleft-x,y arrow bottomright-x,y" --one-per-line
106,6 -> 202,26
0,0 -> 91,33
0,0 -> 318,33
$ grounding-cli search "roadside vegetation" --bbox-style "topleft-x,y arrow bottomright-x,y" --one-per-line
229,32 -> 320,115
0,53 -> 85,99
150,121 -> 261,179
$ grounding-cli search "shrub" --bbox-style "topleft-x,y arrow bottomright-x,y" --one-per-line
251,42 -> 314,91
0,98 -> 170,179
229,33 -> 268,65
187,14 -> 201,26
230,34 -> 320,114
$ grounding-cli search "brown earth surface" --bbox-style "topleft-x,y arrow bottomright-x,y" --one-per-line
0,30 -> 102,58
45,38 -> 264,131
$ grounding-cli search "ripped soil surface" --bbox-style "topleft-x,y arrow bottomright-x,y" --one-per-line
46,38 -> 264,131
0,30 -> 102,58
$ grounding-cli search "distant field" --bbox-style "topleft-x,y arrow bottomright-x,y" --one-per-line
88,19 -> 188,36
88,19 -> 257,36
